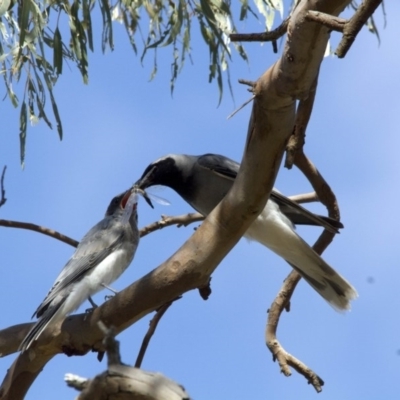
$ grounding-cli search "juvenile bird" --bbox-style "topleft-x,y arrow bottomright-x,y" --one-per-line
20,189 -> 139,351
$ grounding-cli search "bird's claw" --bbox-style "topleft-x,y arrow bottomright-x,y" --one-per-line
84,306 -> 97,320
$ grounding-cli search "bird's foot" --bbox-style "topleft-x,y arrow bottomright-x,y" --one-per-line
84,296 -> 98,320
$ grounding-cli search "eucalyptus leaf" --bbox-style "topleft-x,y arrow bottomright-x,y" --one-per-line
19,100 -> 27,167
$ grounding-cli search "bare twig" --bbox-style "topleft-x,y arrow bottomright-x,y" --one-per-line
0,166 -> 7,208
272,40 -> 278,53
306,11 -> 346,32
266,152 -> 340,391
139,213 -> 204,238
0,213 -> 204,249
287,192 -> 319,204
0,219 -> 79,247
285,76 -> 318,169
230,17 -> 289,42
238,79 -> 256,88
227,96 -> 255,119
65,374 -> 88,391
135,298 -> 180,368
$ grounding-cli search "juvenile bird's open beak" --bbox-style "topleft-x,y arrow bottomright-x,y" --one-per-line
121,189 -> 138,209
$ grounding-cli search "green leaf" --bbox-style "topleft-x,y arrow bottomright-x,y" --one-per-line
99,0 -> 114,52
18,0 -> 31,53
83,0 -> 94,52
2,70 -> 19,108
19,101 -> 27,168
53,27 -> 63,75
199,0 -> 231,55
121,8 -> 138,54
163,0 -> 184,47
37,37 -> 63,139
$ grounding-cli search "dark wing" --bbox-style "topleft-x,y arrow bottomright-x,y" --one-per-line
197,154 -> 239,180
34,218 -> 125,318
270,191 -> 343,233
197,154 -> 342,233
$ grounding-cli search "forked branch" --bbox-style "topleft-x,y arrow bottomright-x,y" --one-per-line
266,151 -> 341,392
306,0 -> 383,58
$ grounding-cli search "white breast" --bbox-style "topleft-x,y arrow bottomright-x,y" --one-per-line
61,249 -> 133,315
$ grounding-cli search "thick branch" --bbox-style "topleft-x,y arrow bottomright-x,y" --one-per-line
72,367 -> 191,400
66,325 -> 191,400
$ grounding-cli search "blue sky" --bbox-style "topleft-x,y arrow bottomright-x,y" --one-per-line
1,2 -> 399,399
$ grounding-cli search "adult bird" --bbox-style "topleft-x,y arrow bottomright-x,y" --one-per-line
135,153 -> 357,311
20,189 -> 140,351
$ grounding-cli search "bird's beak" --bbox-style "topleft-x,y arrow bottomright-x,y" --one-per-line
120,189 -> 137,210
133,166 -> 156,208
135,166 -> 156,190
131,185 -> 154,209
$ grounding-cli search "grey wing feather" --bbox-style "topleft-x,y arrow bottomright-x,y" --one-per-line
197,154 -> 343,233
270,191 -> 343,233
34,219 -> 125,318
197,154 -> 239,180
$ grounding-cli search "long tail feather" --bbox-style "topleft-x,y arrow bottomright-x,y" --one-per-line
246,209 -> 358,311
19,298 -> 66,352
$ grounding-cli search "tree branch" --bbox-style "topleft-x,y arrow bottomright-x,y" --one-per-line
139,213 -> 204,238
0,213 -> 204,249
285,76 -> 318,169
230,17 -> 289,42
305,11 -> 346,32
135,298 -> 179,368
0,219 -> 79,247
287,192 -> 319,204
66,323 -> 191,400
335,0 -> 382,58
306,0 -> 383,58
266,151 -> 341,392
